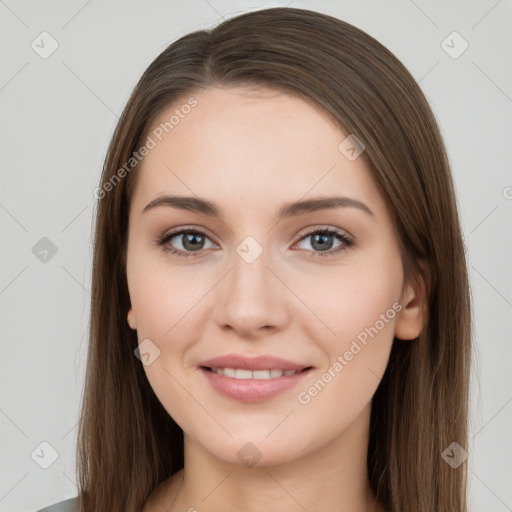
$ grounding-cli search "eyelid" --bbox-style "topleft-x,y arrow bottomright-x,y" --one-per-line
155,225 -> 218,249
295,224 -> 352,240
160,225 -> 215,242
159,224 -> 352,242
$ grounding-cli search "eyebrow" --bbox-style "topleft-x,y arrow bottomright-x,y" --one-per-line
142,195 -> 374,219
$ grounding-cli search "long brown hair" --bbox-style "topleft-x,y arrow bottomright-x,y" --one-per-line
77,7 -> 471,511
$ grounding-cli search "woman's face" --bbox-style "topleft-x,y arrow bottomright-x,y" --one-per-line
126,85 -> 421,467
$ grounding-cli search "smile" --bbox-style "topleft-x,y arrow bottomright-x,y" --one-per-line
203,367 -> 309,379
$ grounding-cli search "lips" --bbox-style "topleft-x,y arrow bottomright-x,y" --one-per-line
198,354 -> 314,402
198,354 -> 312,372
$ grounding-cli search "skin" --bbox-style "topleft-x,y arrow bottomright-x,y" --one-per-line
126,85 -> 425,512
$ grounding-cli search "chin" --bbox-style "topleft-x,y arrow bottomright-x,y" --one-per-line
196,434 -> 308,469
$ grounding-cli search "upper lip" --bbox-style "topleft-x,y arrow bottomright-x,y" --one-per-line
198,354 -> 312,371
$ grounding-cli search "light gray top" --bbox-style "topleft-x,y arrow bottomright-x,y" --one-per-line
35,497 -> 78,512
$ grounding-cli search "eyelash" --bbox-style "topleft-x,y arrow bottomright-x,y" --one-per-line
154,226 -> 353,259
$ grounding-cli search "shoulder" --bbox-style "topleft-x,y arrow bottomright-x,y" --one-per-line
35,496 -> 79,512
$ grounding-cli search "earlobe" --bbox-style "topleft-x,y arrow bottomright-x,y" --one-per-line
394,267 -> 427,341
127,307 -> 137,330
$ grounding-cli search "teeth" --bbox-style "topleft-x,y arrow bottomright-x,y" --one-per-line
235,369 -> 252,379
210,367 -> 299,379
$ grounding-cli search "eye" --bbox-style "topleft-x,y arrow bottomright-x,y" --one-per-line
293,227 -> 353,258
155,227 -> 216,258
155,226 -> 353,259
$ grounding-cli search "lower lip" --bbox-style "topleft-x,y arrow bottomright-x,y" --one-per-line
199,367 -> 313,402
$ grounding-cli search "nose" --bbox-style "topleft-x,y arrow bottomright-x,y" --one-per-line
213,249 -> 290,339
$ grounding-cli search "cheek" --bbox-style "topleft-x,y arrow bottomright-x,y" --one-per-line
293,275 -> 400,443
126,252 -> 205,420
127,250 -> 214,399
301,252 -> 402,346
296,250 -> 403,399
127,242 -> 207,337
330,277 -> 400,357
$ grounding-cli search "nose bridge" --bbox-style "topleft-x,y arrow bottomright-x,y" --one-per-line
231,246 -> 272,295
214,240 -> 288,334
229,243 -> 277,307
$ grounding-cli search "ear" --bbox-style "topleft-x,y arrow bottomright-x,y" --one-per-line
395,263 -> 428,341
127,307 -> 137,330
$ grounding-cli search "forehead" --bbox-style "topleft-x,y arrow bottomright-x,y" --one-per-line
131,86 -> 388,220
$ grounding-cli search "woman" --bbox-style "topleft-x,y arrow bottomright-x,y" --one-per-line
37,6 -> 471,512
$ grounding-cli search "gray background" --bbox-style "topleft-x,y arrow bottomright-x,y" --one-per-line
1,1 -> 511,511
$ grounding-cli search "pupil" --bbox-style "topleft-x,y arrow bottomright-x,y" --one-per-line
183,233 -> 203,251
312,233 -> 333,251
